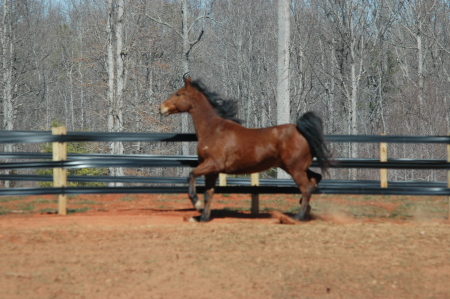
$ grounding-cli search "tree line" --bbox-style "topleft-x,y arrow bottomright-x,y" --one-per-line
1,0 -> 449,182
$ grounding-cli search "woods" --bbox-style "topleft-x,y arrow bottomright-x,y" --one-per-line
0,0 -> 449,182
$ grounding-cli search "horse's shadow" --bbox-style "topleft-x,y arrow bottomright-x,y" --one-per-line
190,209 -> 314,224
135,208 -> 272,219
138,208 -> 303,223
210,209 -> 273,220
191,209 -> 300,222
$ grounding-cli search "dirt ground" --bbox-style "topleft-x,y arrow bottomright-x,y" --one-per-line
0,193 -> 449,298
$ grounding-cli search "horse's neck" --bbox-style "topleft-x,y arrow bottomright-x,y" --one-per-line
190,95 -> 222,139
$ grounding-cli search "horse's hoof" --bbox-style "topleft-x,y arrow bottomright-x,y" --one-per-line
200,216 -> 210,222
189,194 -> 198,208
295,216 -> 310,222
294,206 -> 312,221
294,214 -> 311,222
194,200 -> 204,211
183,216 -> 199,223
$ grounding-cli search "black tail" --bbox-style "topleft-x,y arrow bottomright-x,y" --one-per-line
296,111 -> 331,174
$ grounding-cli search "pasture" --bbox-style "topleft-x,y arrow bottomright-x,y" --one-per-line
0,193 -> 449,298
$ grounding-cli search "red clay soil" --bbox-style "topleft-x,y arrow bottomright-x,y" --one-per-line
0,193 -> 449,298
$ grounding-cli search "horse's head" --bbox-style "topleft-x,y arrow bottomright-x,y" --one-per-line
160,77 -> 194,116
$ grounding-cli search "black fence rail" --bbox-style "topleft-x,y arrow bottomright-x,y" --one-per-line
0,131 -> 449,197
0,131 -> 449,144
0,153 -> 449,170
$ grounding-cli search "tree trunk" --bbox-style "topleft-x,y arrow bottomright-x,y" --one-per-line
350,41 -> 358,180
78,17 -> 85,130
417,25 -> 424,107
106,0 -> 115,140
1,0 -> 15,188
114,0 -> 125,184
178,0 -> 191,177
277,0 -> 290,179
181,0 -> 190,160
106,0 -> 125,186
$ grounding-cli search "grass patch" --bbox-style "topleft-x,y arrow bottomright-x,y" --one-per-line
71,200 -> 99,205
39,208 -> 57,214
388,199 -> 448,220
0,197 -> 21,203
32,198 -> 56,205
120,196 -> 139,202
216,199 -> 230,204
284,205 -> 300,214
67,207 -> 89,214
349,205 -> 391,219
0,206 -> 11,215
389,202 -> 416,219
15,203 -> 36,213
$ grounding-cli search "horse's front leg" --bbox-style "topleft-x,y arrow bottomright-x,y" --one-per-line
188,159 -> 220,212
187,171 -> 200,210
200,173 -> 219,222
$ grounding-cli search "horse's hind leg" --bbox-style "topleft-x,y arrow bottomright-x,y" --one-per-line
307,168 -> 322,186
300,168 -> 322,211
290,170 -> 316,221
296,189 -> 313,221
200,173 -> 218,222
299,169 -> 322,207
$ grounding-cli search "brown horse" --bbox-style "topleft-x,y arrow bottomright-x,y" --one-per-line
161,77 -> 331,222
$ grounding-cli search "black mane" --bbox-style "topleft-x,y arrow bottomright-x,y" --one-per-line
190,79 -> 242,124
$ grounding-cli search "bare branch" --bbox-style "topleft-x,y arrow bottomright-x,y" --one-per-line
138,0 -> 183,40
187,29 -> 204,56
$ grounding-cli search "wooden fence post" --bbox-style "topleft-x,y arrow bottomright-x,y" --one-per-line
219,173 -> 227,187
380,135 -> 388,188
447,133 -> 450,220
52,126 -> 67,215
251,173 -> 259,214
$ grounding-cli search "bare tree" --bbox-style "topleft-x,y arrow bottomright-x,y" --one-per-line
276,0 -> 290,179
0,0 -> 449,185
106,0 -> 125,185
390,0 -> 440,110
1,0 -> 15,187
276,0 -> 290,127
143,0 -> 211,160
317,0 -> 379,179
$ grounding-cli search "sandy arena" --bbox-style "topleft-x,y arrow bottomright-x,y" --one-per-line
0,193 -> 449,298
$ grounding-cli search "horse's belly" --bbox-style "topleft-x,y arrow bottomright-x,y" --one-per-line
221,133 -> 282,174
225,156 -> 281,175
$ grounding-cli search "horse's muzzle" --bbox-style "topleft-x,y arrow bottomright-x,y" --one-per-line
160,104 -> 169,116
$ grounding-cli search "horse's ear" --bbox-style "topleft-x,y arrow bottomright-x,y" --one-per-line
184,76 -> 192,86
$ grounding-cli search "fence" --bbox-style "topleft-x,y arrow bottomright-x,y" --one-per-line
0,128 -> 449,216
